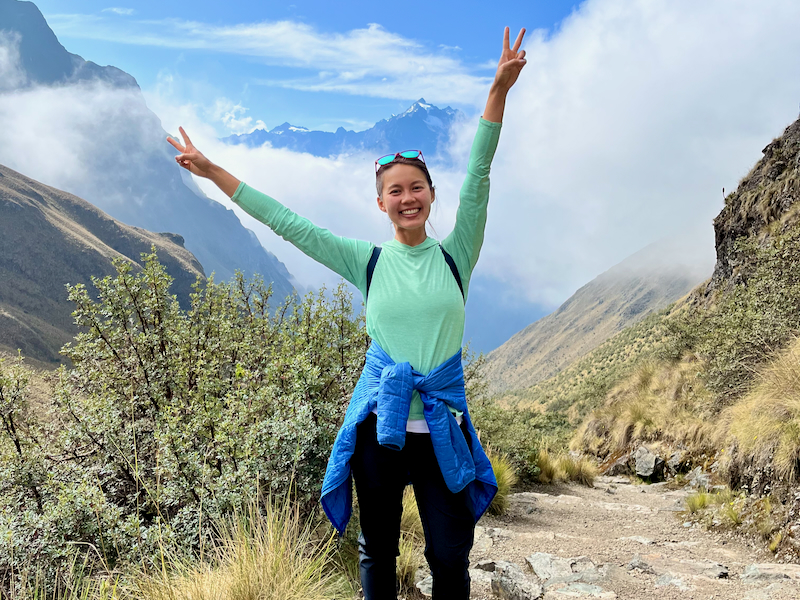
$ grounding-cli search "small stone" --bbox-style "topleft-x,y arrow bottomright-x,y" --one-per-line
492,561 -> 544,600
627,555 -> 655,574
655,574 -> 691,590
475,560 -> 496,572
416,575 -> 433,597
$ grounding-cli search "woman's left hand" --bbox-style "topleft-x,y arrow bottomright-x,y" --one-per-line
493,27 -> 527,92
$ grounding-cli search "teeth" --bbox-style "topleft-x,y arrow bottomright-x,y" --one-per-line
400,208 -> 420,215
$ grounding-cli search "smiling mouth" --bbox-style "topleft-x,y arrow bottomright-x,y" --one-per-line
400,208 -> 421,215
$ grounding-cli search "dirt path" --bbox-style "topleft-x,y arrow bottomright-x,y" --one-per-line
460,476 -> 800,600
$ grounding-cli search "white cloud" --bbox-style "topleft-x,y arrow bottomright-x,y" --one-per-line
101,7 -> 135,16
44,15 -> 490,105
460,0 -> 800,306
0,32 -> 27,91
4,0 -> 800,314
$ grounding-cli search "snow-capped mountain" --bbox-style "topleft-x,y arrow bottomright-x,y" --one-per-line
224,99 -> 462,161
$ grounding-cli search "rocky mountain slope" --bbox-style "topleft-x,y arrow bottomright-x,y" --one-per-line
0,163 -> 204,367
0,0 -> 295,299
485,238 -> 711,394
224,99 -> 460,161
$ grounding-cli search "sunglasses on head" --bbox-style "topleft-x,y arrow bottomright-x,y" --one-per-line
374,150 -> 425,173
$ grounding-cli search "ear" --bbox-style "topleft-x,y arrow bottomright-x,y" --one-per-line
430,187 -> 436,204
376,195 -> 387,213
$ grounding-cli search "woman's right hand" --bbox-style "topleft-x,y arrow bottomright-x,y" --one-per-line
167,127 -> 214,178
167,126 -> 242,197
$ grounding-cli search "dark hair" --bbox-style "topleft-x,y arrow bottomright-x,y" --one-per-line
375,157 -> 434,197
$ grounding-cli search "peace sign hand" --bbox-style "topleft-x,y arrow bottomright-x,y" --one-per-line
493,27 -> 527,92
167,127 -> 214,179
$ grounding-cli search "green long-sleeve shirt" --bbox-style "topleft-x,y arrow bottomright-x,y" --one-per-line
232,118 -> 502,421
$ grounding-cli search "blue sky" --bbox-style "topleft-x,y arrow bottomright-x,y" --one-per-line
36,0 -> 578,133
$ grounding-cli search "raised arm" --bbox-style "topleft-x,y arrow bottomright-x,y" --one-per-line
442,27 -> 527,290
167,128 -> 374,293
483,27 -> 527,123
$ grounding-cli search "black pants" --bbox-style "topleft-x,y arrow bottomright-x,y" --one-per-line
351,413 -> 475,600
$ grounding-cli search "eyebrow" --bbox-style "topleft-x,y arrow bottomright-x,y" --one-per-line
388,179 -> 426,188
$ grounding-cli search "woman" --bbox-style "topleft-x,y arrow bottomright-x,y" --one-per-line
168,26 -> 526,599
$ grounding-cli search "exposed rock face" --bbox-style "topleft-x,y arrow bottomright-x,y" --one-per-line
708,118 -> 800,297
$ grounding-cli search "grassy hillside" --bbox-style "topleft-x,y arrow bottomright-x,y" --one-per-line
0,164 -> 204,366
485,237 -> 710,395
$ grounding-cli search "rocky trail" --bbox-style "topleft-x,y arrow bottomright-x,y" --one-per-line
416,476 -> 800,600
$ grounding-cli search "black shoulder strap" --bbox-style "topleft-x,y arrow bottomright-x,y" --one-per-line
439,244 -> 465,301
365,244 -> 464,302
366,246 -> 381,300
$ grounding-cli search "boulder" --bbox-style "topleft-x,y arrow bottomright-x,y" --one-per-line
633,446 -> 665,480
492,561 -> 544,600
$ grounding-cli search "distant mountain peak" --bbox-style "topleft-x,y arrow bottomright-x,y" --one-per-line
225,99 -> 463,161
269,122 -> 310,134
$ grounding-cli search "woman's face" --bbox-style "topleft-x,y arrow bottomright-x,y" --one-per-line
376,163 -> 435,244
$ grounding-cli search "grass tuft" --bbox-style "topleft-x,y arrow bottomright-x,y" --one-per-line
486,446 -> 519,515
686,492 -> 711,514
133,497 -> 350,600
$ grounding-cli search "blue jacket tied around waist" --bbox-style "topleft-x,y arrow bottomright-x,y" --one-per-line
320,342 -> 498,533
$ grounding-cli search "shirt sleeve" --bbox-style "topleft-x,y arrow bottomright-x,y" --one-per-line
441,118 -> 502,295
232,182 -> 374,294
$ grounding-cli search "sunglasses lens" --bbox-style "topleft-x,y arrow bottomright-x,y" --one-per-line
377,155 -> 395,166
399,150 -> 421,159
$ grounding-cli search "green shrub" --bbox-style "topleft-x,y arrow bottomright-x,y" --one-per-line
0,251 -> 369,589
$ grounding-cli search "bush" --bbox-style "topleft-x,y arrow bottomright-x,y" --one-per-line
0,251 -> 369,589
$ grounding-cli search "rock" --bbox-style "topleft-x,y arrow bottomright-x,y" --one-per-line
475,560 -> 497,572
704,563 -> 729,579
655,574 -> 691,590
634,445 -> 665,480
416,574 -> 433,597
526,553 -> 577,581
627,555 -> 655,574
667,451 -> 685,474
686,466 -> 711,490
543,583 -> 617,599
604,454 -> 632,476
491,561 -> 544,600
741,563 -> 800,580
470,568 -> 494,585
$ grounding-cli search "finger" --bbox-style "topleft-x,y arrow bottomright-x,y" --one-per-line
166,136 -> 185,153
512,27 -> 526,53
503,26 -> 510,51
518,49 -> 527,61
179,126 -> 194,148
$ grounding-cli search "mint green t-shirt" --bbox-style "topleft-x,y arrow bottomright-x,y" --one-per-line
231,118 -> 502,420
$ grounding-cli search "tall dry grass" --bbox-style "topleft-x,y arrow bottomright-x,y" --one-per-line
134,498 -> 351,600
726,337 -> 800,482
573,357 -> 719,461
485,446 -> 518,515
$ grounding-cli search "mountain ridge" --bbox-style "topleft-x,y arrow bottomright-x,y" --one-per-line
485,237 -> 712,394
224,98 -> 461,160
0,162 -> 205,367
0,0 -> 296,301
